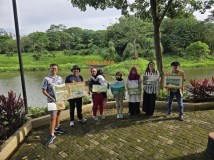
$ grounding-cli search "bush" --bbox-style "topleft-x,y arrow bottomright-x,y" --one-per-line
186,41 -> 210,58
0,91 -> 26,140
185,77 -> 214,102
28,106 -> 48,118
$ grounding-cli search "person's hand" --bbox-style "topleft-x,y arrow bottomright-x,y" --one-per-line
51,97 -> 56,102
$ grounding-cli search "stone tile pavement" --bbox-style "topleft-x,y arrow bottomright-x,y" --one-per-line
10,108 -> 214,160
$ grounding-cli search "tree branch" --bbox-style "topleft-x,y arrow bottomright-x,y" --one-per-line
159,0 -> 173,23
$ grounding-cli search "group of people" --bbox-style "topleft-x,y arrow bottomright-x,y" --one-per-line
42,61 -> 185,145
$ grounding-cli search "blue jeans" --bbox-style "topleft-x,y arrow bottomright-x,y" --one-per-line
167,90 -> 184,115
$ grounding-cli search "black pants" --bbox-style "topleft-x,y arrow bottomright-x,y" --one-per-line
68,98 -> 83,121
129,102 -> 140,115
142,91 -> 156,116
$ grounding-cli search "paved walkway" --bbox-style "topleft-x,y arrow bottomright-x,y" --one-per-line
11,108 -> 214,160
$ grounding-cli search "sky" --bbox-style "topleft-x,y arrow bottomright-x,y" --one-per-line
0,0 -> 209,36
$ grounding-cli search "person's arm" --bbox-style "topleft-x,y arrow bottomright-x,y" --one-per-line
42,88 -> 56,102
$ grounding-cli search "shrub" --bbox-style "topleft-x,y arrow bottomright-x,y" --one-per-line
185,77 -> 214,102
0,91 -> 26,140
186,41 -> 210,58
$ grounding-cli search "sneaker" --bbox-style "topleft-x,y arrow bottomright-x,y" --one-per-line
78,118 -> 87,123
117,114 -> 120,119
47,135 -> 56,145
100,115 -> 105,119
179,115 -> 184,121
54,127 -> 64,134
120,114 -> 123,119
166,112 -> 172,117
70,121 -> 74,127
93,116 -> 98,121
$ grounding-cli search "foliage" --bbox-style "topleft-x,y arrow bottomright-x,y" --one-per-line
156,89 -> 167,101
161,18 -> 205,56
0,91 -> 26,140
186,41 -> 210,58
185,77 -> 214,102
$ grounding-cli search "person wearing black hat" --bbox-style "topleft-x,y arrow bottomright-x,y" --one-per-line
166,61 -> 185,121
65,65 -> 87,126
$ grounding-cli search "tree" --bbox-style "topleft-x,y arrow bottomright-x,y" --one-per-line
28,32 -> 49,52
107,16 -> 153,58
186,41 -> 210,58
70,0 -> 214,76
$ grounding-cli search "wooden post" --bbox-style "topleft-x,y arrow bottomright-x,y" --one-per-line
207,132 -> 214,158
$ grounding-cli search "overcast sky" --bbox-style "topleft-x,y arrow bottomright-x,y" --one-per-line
0,0 -> 209,36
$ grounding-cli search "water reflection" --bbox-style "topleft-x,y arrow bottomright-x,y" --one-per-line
0,68 -> 213,107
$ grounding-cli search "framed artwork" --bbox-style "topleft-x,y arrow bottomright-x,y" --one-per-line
53,84 -> 70,101
163,75 -> 184,89
109,81 -> 126,94
48,101 -> 65,111
127,80 -> 140,95
66,82 -> 89,99
92,85 -> 108,92
143,75 -> 159,86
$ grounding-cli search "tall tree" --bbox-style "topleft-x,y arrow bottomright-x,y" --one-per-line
70,0 -> 214,76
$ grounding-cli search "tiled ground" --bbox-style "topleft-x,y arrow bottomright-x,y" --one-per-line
10,108 -> 214,160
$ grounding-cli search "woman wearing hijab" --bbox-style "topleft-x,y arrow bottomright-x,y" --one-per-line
126,66 -> 141,116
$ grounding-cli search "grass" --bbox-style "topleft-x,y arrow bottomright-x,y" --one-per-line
0,51 -> 213,73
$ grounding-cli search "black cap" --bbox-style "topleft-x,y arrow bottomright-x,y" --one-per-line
71,65 -> 80,72
171,61 -> 180,66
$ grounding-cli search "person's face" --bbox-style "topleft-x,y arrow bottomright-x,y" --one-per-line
115,75 -> 121,79
72,68 -> 79,76
149,63 -> 154,70
91,69 -> 97,76
172,65 -> 179,71
131,68 -> 137,74
50,65 -> 58,75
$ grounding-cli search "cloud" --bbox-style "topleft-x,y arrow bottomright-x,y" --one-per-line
0,0 -> 121,35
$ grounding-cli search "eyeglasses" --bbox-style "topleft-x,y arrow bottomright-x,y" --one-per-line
51,68 -> 58,70
92,70 -> 96,72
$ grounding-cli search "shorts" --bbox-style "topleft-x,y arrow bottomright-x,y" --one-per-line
49,110 -> 61,116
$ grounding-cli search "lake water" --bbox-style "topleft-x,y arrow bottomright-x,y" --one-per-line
0,68 -> 213,107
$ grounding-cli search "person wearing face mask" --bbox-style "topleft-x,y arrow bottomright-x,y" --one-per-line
65,65 -> 87,127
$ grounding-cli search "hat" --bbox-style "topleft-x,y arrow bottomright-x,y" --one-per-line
171,61 -> 180,66
71,65 -> 80,72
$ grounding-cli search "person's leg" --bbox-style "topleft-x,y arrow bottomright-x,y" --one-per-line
92,94 -> 98,117
143,91 -> 149,114
149,94 -> 156,116
135,102 -> 140,114
129,102 -> 134,115
50,112 -> 57,135
119,94 -> 124,114
175,91 -> 184,120
99,93 -> 105,116
115,94 -> 120,114
167,91 -> 174,114
76,98 -> 83,120
69,99 -> 75,121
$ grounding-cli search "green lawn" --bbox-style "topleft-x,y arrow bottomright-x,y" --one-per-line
0,52 -> 213,74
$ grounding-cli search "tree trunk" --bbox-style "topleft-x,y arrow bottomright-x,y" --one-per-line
151,0 -> 164,90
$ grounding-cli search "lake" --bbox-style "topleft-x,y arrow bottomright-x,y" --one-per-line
0,68 -> 213,107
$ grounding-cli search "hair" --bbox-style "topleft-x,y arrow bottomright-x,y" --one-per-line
115,71 -> 122,77
145,61 -> 155,73
50,64 -> 58,68
171,61 -> 180,66
97,69 -> 103,76
128,66 -> 140,80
